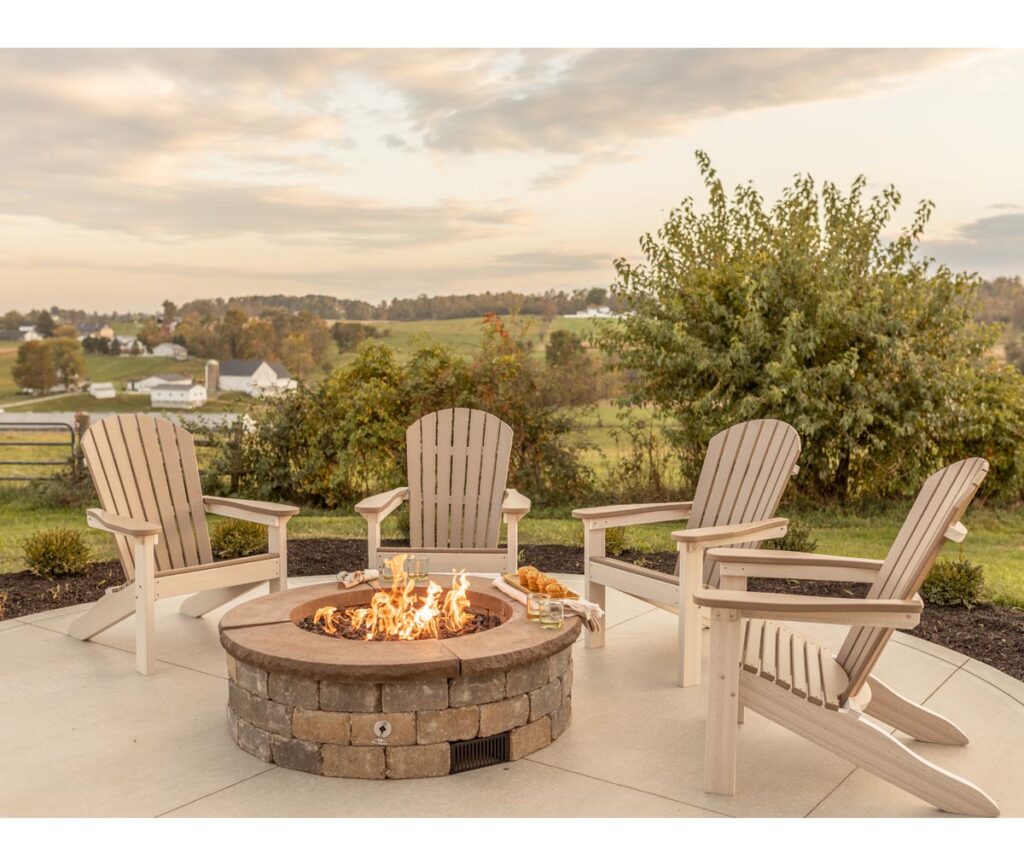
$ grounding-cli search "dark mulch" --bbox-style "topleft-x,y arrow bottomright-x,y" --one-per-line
3,539 -> 1021,682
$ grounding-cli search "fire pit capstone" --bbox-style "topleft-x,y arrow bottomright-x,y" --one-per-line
219,575 -> 580,779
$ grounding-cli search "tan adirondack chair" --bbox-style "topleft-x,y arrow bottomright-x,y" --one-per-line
69,414 -> 299,675
573,419 -> 801,687
697,457 -> 998,816
356,408 -> 530,574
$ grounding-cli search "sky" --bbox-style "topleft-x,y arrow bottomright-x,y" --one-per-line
1,48 -> 1023,313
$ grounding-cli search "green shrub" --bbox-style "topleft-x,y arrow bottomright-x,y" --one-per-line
26,469 -> 96,510
23,527 -> 92,576
765,519 -> 818,553
210,518 -> 266,559
0,589 -> 8,619
921,556 -> 986,608
573,524 -> 628,556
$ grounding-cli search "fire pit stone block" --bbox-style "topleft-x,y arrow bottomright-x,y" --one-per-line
386,743 -> 451,779
478,694 -> 530,737
322,745 -> 386,780
506,658 -> 550,695
292,708 -> 351,744
510,716 -> 552,760
350,711 -> 417,746
550,698 -> 572,739
250,696 -> 292,737
320,681 -> 381,713
235,661 -> 268,698
528,679 -> 562,722
417,706 -> 480,744
448,670 -> 506,707
381,678 -> 449,712
271,735 -> 322,774
268,671 -> 319,709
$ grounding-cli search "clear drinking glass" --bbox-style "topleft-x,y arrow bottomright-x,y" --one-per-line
406,555 -> 430,583
538,598 -> 565,630
526,592 -> 550,621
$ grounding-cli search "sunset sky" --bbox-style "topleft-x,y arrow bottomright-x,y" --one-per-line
2,48 -> 1023,313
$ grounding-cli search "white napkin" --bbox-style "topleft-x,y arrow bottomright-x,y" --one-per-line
337,569 -> 381,588
492,577 -> 603,632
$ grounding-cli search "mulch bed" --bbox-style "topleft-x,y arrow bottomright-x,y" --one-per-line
3,538 -> 1021,681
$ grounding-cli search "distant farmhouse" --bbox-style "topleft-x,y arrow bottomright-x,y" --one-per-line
77,322 -> 114,340
88,382 -> 116,399
126,373 -> 192,393
152,342 -> 188,360
0,326 -> 43,342
207,359 -> 296,397
566,305 -> 618,319
151,383 -> 207,409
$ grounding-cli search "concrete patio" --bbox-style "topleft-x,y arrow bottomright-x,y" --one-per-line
1,574 -> 1021,818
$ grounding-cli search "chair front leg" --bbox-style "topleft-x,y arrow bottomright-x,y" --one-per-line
365,513 -> 382,575
583,524 -> 606,648
504,514 -> 519,574
704,606 -> 742,794
268,519 -> 289,593
134,533 -> 158,675
677,543 -> 704,686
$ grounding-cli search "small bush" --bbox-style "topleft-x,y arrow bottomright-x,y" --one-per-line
210,518 -> 266,559
765,518 -> 818,553
26,470 -> 96,510
573,524 -> 628,556
921,556 -> 986,608
0,589 -> 8,619
23,527 -> 92,576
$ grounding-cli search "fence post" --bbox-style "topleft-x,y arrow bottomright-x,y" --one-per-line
230,420 -> 244,493
73,412 -> 90,478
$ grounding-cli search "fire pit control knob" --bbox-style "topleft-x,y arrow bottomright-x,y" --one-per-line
373,720 -> 392,742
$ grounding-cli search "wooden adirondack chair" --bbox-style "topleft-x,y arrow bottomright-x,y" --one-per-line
573,419 -> 800,687
69,414 -> 299,675
355,408 -> 530,574
696,457 -> 998,816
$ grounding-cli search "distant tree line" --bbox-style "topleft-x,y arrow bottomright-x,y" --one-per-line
174,287 -> 618,323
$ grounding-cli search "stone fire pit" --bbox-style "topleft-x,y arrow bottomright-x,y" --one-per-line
219,576 -> 580,779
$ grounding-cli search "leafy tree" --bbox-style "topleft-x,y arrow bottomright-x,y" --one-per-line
34,311 -> 55,338
545,329 -> 586,368
332,321 -> 381,352
162,300 -> 177,323
137,320 -> 169,350
53,324 -> 79,339
543,329 -> 600,406
600,151 -> 1024,501
12,340 -> 57,394
1,310 -> 24,331
279,334 -> 315,379
49,338 -> 86,390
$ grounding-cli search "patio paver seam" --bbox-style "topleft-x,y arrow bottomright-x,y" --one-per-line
956,666 -> 1024,711
522,755 -> 732,817
155,766 -> 278,817
15,618 -> 230,683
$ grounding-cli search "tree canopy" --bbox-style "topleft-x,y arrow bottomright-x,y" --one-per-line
600,152 -> 1024,501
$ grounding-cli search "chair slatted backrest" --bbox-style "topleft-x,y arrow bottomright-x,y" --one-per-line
836,458 -> 989,704
687,419 -> 802,586
81,414 -> 214,580
407,408 -> 513,550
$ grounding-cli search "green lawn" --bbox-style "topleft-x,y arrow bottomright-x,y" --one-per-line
2,495 -> 1021,607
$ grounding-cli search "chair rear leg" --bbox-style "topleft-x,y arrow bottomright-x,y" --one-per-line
69,585 -> 135,640
743,675 -> 998,817
180,583 -> 262,617
865,675 -> 969,745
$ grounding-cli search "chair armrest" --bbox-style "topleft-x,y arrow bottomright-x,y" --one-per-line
355,487 -> 409,520
572,501 -> 693,528
672,517 -> 788,548
203,496 -> 300,526
694,587 -> 922,628
86,508 -> 161,538
502,489 -> 531,518
708,547 -> 885,583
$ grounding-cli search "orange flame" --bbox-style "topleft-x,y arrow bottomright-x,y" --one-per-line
313,555 -> 474,640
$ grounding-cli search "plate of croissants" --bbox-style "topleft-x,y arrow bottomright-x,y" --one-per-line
504,565 -> 580,600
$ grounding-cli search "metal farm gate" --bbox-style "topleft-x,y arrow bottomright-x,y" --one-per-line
0,421 -> 77,481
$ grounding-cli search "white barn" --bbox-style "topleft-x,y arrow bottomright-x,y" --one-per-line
152,342 -> 188,360
126,373 -> 191,393
151,383 -> 207,409
88,382 -> 116,399
216,359 -> 296,397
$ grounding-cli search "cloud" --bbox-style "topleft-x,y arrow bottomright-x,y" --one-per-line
925,212 -> 1024,275
493,250 -> 608,272
421,49 -> 968,154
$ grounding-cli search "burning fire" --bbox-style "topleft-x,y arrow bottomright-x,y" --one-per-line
313,555 -> 474,641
